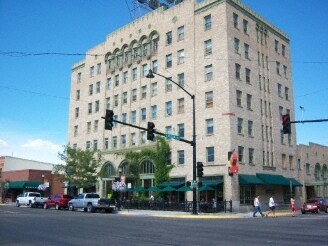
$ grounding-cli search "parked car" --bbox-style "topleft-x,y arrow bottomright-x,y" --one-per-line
16,192 -> 47,208
317,197 -> 328,213
301,198 -> 319,214
43,194 -> 73,210
68,193 -> 115,213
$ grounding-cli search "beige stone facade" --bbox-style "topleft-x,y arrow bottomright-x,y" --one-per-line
297,143 -> 328,201
68,0 -> 299,210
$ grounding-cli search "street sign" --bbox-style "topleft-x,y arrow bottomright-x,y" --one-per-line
165,133 -> 180,140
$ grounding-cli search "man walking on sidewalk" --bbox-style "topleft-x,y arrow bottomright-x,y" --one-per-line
253,195 -> 265,217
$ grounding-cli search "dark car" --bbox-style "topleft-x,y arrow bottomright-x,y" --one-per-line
317,197 -> 328,213
43,194 -> 73,210
301,198 -> 319,214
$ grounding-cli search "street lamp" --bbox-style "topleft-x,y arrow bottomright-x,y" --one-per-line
146,69 -> 198,215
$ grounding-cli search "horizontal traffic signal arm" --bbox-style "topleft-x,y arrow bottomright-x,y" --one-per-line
101,117 -> 194,145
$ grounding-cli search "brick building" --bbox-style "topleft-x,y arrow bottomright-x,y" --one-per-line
68,0 -> 301,211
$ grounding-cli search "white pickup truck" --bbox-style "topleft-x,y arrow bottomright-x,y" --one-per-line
16,192 -> 47,208
68,193 -> 115,213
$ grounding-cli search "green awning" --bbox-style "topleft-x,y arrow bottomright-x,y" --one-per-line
8,181 -> 42,189
239,174 -> 265,185
199,185 -> 215,192
256,173 -> 290,186
202,181 -> 223,187
134,187 -> 146,192
158,182 -> 184,188
160,186 -> 177,192
147,186 -> 162,192
177,186 -> 192,192
287,178 -> 303,187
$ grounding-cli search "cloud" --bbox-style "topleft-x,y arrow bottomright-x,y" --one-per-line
22,139 -> 62,152
0,139 -> 8,148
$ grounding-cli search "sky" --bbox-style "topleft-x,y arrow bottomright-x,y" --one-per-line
1,0 -> 328,164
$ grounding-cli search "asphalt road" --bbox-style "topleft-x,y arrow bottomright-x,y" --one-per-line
0,205 -> 327,246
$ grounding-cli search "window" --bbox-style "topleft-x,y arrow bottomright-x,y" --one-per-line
141,108 -> 147,121
282,44 -> 286,57
166,31 -> 172,45
90,66 -> 94,77
306,163 -> 310,175
165,77 -> 172,92
178,73 -> 184,87
93,140 -> 98,150
289,155 -> 294,170
122,92 -> 128,104
237,118 -> 243,134
283,65 -> 288,78
207,146 -> 214,163
276,61 -> 280,75
165,126 -> 172,135
123,71 -> 128,84
106,97 -> 111,109
87,122 -> 91,133
132,68 -> 138,81
95,82 -> 100,94
95,100 -> 100,113
178,150 -> 185,165
104,138 -> 109,150
166,54 -> 172,68
245,68 -> 251,83
249,148 -> 254,164
130,111 -> 136,124
240,185 -> 255,205
234,38 -> 240,54
177,26 -> 184,41
86,141 -> 91,150
177,98 -> 184,114
278,83 -> 282,97
233,13 -> 239,29
142,64 -> 147,77
115,74 -> 119,87
236,90 -> 242,107
246,94 -> 252,110
76,90 -> 80,100
151,105 -> 157,119
75,107 -> 79,118
204,39 -> 212,55
275,40 -> 279,53
244,43 -> 249,59
165,101 -> 172,116
235,63 -> 241,80
131,133 -> 136,146
97,63 -> 101,74
205,91 -> 213,108
114,95 -> 119,107
248,120 -> 253,137
238,146 -> 244,163
177,49 -> 184,64
74,125 -> 78,137
77,72 -> 81,83
113,136 -> 117,149
141,85 -> 147,99
89,84 -> 93,96
204,15 -> 212,30
113,115 -> 118,128
205,64 -> 213,81
106,78 -> 111,90
243,19 -> 248,34
121,135 -> 126,148
131,89 -> 137,102
152,60 -> 158,73
282,154 -> 286,169
206,118 -> 214,135
88,103 -> 92,114
285,87 -> 289,100
151,82 -> 157,96
121,113 -> 127,124
177,123 -> 184,138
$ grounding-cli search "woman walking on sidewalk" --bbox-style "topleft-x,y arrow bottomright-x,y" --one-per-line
253,196 -> 265,217
291,197 -> 297,217
266,195 -> 276,217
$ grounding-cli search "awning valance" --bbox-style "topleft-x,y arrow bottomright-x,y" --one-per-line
8,181 -> 42,189
239,174 -> 265,185
256,173 -> 290,186
287,178 -> 303,187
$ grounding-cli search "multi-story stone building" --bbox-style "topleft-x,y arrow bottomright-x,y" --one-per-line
68,0 -> 300,211
297,143 -> 328,200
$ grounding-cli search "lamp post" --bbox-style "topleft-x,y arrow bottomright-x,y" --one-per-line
146,69 -> 198,215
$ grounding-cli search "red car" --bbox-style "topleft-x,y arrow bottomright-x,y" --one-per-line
301,198 -> 319,214
43,194 -> 73,210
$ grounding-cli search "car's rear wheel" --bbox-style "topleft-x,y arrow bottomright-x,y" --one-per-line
43,203 -> 48,209
16,201 -> 20,207
87,204 -> 94,213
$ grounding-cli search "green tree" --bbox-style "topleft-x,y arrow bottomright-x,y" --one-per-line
53,145 -> 103,190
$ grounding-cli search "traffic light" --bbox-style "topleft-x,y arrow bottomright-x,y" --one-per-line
105,110 -> 114,130
282,114 -> 291,134
147,121 -> 156,141
197,162 -> 204,178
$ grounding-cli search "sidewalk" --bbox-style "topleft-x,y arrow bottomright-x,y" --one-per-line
117,209 -> 293,219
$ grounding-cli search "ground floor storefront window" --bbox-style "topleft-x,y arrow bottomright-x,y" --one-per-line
240,185 -> 255,205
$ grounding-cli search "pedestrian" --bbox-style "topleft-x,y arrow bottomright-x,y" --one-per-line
266,194 -> 276,217
290,197 -> 297,217
253,195 -> 265,217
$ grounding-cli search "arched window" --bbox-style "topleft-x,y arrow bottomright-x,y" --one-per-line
102,162 -> 115,178
119,161 -> 129,176
322,164 -> 328,180
140,159 -> 155,174
314,163 -> 321,181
